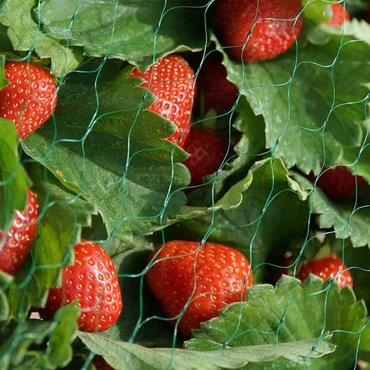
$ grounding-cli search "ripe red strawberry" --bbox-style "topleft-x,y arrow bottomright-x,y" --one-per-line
130,55 -> 195,147
145,240 -> 253,337
310,166 -> 364,200
194,52 -> 238,113
0,62 -> 57,139
184,127 -> 227,185
328,3 -> 350,27
215,0 -> 304,62
0,190 -> 38,275
298,254 -> 353,289
42,241 -> 122,332
93,356 -> 115,370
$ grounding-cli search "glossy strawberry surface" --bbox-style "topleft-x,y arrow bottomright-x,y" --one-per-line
42,240 -> 122,332
0,190 -> 38,275
215,0 -> 304,62
0,62 -> 57,139
145,240 -> 253,337
184,127 -> 227,185
130,55 -> 195,147
298,254 -> 353,289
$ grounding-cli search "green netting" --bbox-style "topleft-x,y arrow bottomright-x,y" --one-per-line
0,0 -> 370,369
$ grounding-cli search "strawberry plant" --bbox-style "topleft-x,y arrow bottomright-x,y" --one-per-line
0,0 -> 369,369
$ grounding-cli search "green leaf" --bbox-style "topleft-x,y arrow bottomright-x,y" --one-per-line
46,302 -> 80,368
0,118 -> 30,230
22,61 -> 192,240
302,0 -> 335,24
10,353 -> 47,370
0,0 -> 83,77
218,34 -> 370,174
0,320 -> 52,369
167,158 -> 309,282
79,331 -> 334,370
342,141 -> 370,184
186,276 -> 370,370
9,164 -> 96,316
38,0 -> 208,68
0,55 -> 6,86
0,291 -> 9,323
0,24 -> 15,53
324,19 -> 370,45
0,271 -> 12,322
313,196 -> 370,248
295,173 -> 370,248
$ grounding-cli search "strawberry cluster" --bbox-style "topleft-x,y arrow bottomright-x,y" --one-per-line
0,1 -> 364,367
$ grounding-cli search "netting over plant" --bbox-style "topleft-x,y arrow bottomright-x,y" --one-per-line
0,0 -> 370,369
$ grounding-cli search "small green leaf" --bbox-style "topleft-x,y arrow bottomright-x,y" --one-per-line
46,302 -> 80,368
0,269 -> 11,322
326,19 -> 370,45
0,118 -> 30,230
186,276 -> 369,370
0,320 -> 52,369
302,0 -> 335,24
342,144 -> 370,185
0,55 -> 6,86
295,173 -> 370,248
0,24 -> 15,53
0,291 -> 9,322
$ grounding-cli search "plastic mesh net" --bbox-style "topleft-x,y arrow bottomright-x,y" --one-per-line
0,0 -> 370,369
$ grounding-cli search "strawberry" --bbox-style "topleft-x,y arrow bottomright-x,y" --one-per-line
130,55 -> 195,147
93,356 -> 115,370
328,3 -> 350,27
184,127 -> 227,185
145,240 -> 253,337
310,166 -> 364,200
194,52 -> 238,113
0,62 -> 57,139
42,240 -> 122,332
298,254 -> 353,289
215,0 -> 304,62
0,190 -> 38,275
